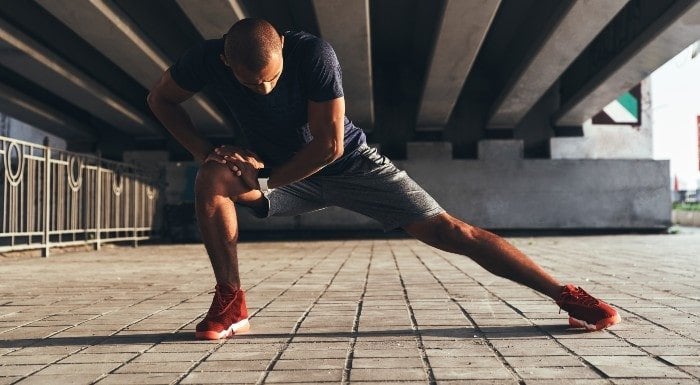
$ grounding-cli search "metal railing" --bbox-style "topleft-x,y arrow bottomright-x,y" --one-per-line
1,135 -> 160,256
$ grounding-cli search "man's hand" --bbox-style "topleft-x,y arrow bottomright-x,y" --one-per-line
209,146 -> 265,190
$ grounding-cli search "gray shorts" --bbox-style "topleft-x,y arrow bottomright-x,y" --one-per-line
251,145 -> 444,231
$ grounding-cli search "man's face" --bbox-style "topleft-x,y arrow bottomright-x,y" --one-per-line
232,52 -> 283,95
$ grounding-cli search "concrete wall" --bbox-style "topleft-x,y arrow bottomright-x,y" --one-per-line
237,140 -> 671,231
672,210 -> 700,227
235,161 -> 671,231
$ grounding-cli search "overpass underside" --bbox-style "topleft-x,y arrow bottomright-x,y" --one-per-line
1,0 -> 696,231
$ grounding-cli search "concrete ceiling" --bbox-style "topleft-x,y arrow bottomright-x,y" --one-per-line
0,0 -> 698,160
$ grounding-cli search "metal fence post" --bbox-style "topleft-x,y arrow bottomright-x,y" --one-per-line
95,151 -> 101,251
42,140 -> 50,257
133,171 -> 138,248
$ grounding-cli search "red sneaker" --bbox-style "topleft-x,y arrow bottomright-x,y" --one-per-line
556,284 -> 621,331
195,284 -> 250,340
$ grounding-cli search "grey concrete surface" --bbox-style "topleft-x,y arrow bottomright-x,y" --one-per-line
313,0 -> 374,129
157,151 -> 671,232
239,155 -> 672,231
488,0 -> 629,129
35,0 -> 229,137
176,0 -> 246,40
1,231 -> 699,384
555,0 -> 700,127
0,18 -> 159,137
416,0 -> 500,130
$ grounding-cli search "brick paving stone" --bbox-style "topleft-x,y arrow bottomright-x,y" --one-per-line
35,362 -> 122,375
58,352 -> 138,363
0,377 -> 20,385
264,369 -> 343,383
504,355 -> 586,367
14,373 -> 101,385
114,360 -> 197,373
351,357 -> 424,368
0,234 -> 698,384
95,373 -> 181,385
514,366 -> 603,379
679,366 -> 700,377
0,365 -> 44,377
0,354 -> 64,365
522,381 -> 609,385
180,370 -> 261,384
595,364 -> 691,378
612,380 -> 700,385
661,355 -> 700,365
195,359 -> 270,372
431,366 -> 514,380
273,358 -> 345,370
349,368 -> 427,381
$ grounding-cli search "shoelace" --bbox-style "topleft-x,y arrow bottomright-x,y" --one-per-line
207,288 -> 236,317
558,286 -> 599,313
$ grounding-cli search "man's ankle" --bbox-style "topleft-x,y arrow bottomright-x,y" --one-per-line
216,281 -> 241,293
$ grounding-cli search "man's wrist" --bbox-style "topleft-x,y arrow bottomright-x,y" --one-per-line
257,168 -> 272,192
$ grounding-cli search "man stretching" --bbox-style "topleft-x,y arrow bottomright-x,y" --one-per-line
147,18 -> 620,340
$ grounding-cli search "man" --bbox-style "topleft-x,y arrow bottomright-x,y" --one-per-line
148,18 -> 620,340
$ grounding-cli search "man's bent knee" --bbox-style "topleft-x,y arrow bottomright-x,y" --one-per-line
195,162 -> 250,199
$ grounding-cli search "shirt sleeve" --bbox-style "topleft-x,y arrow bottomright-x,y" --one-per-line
169,43 -> 209,93
302,39 -> 344,102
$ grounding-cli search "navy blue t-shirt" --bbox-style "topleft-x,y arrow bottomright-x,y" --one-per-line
170,30 -> 366,175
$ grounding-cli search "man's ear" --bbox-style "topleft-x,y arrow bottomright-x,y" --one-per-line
219,53 -> 229,67
280,34 -> 285,47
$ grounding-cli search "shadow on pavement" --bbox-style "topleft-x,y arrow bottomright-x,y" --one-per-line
1,325 -> 584,349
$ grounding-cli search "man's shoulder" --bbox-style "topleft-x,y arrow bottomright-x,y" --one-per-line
198,38 -> 225,60
283,31 -> 334,58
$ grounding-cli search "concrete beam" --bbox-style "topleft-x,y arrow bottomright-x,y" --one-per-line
176,0 -> 246,39
488,0 -> 629,129
313,0 -> 374,128
0,18 -> 160,137
35,0 -> 230,136
0,82 -> 96,141
416,0 -> 500,131
555,0 -> 700,126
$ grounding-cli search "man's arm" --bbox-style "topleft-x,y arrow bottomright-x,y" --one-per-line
147,70 -> 215,163
266,97 -> 345,189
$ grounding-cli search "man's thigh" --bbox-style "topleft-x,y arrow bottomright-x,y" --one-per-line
320,146 -> 445,231
239,178 -> 327,218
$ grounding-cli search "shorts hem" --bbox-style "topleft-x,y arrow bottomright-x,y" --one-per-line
381,207 -> 446,232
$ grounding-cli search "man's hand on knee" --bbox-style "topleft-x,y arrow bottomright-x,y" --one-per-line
204,145 -> 263,182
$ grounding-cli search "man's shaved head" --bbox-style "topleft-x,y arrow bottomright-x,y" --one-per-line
224,18 -> 282,72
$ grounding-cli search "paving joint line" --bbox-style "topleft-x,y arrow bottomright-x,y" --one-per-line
169,255 -> 326,385
429,248 -> 617,385
254,246 -> 354,385
407,245 -> 525,385
89,261 -> 275,385
7,286 -> 188,385
390,247 -> 437,385
341,245 -> 372,385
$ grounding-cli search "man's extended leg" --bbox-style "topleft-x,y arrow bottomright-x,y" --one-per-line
193,161 -> 266,339
403,212 -> 620,331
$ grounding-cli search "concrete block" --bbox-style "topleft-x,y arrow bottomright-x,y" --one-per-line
406,141 -> 452,160
478,140 -> 524,161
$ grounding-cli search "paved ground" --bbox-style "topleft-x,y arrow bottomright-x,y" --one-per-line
0,231 -> 699,385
